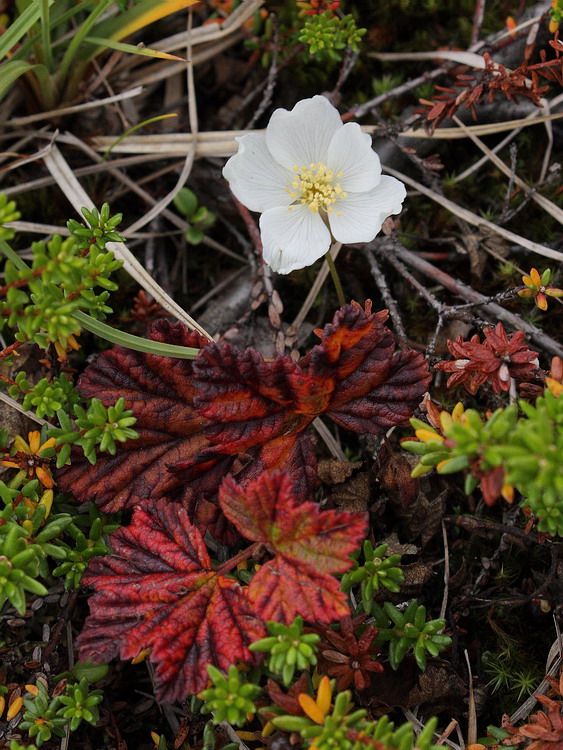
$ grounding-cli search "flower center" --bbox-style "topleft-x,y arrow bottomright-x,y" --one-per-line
286,163 -> 347,213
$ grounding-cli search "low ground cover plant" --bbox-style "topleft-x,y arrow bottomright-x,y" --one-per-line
0,1 -> 562,749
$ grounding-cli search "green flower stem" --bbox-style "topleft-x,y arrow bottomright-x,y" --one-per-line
325,246 -> 346,307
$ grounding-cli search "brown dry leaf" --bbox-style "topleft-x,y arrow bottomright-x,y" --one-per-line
318,459 -> 363,484
329,471 -> 370,512
397,561 -> 434,594
382,532 -> 419,556
368,659 -> 465,714
377,448 -> 419,508
407,663 -> 466,714
397,488 -> 448,546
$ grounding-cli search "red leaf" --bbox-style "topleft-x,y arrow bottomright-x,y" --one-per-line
58,320 -> 210,512
77,498 -> 265,702
219,471 -> 367,624
59,304 -> 429,536
194,302 -> 430,492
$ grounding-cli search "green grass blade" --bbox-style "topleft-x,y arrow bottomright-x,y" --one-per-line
85,35 -> 187,62
56,0 -> 112,86
73,311 -> 199,359
101,113 -> 178,160
87,0 -> 200,49
40,0 -> 54,72
0,0 -> 53,60
0,239 -> 30,271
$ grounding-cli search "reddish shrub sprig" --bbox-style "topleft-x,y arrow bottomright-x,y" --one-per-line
435,323 -> 539,395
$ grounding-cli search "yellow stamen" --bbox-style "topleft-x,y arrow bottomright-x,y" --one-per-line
285,162 -> 347,213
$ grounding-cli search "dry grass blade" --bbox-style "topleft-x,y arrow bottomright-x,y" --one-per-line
452,97 -> 563,182
384,164 -> 563,263
6,86 -> 144,127
43,144 -> 212,340
452,115 -> 563,226
124,8 -> 197,236
88,111 -> 563,159
369,50 -> 486,67
0,391 -> 49,426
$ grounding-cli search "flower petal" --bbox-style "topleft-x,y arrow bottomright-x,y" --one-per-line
266,96 -> 342,170
260,204 -> 331,274
327,123 -> 381,193
222,133 -> 293,212
328,175 -> 406,244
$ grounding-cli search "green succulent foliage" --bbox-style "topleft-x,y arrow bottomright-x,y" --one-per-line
341,541 -> 404,613
273,688 -> 440,750
299,11 -> 366,60
0,194 -> 21,240
20,677 -> 102,746
373,600 -> 451,671
57,677 -> 103,732
52,509 -> 117,589
402,391 -> 563,534
0,521 -> 48,615
10,742 -> 39,750
0,464 -> 116,592
249,616 -> 320,686
498,391 -> 563,534
19,683 -> 67,746
50,397 -> 138,466
9,373 -> 80,419
200,664 -> 261,727
403,405 -> 518,484
550,0 -> 563,24
66,203 -> 125,251
173,187 -> 216,245
0,206 -> 123,351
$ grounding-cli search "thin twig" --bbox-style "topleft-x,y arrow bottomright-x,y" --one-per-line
380,240 -> 563,358
362,247 -> 408,348
439,520 -> 450,621
383,164 -> 563,263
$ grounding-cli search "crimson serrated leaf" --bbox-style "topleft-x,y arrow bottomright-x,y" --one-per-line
57,320 -> 211,512
58,304 -> 429,537
76,498 -> 265,702
193,302 -> 430,494
219,471 -> 367,624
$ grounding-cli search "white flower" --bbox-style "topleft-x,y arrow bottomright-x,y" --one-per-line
223,95 -> 406,275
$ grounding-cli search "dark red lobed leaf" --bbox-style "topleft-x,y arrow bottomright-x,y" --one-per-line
219,471 -> 367,624
57,320 -> 210,512
192,302 -> 430,495
192,343 -> 315,453
77,498 -> 265,702
326,349 -> 432,433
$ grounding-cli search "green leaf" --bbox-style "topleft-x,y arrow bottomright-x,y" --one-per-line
173,187 -> 198,218
73,311 -> 199,359
0,0 -> 54,59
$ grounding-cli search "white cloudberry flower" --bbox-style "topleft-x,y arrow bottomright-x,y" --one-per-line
223,95 -> 406,274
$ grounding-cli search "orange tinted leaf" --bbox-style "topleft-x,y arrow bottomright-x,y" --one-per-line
220,471 -> 367,623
